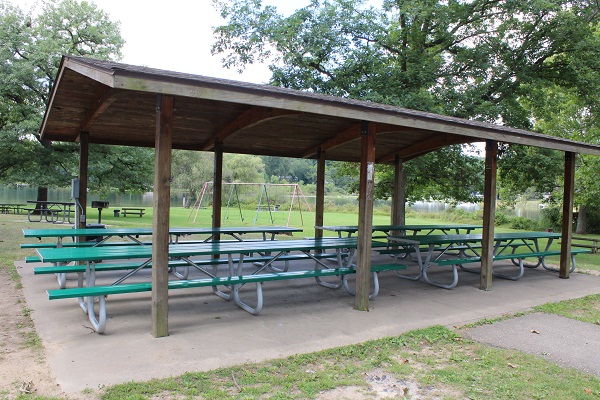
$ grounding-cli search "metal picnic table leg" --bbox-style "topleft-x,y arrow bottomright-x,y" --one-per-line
231,253 -> 264,315
342,269 -> 379,299
420,244 -> 458,289
314,248 -> 349,289
76,261 -> 107,333
392,242 -> 424,281
27,209 -> 42,222
540,238 -> 575,272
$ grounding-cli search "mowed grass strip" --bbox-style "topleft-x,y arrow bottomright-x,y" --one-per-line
100,326 -> 600,399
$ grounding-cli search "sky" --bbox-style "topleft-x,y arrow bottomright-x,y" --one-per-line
15,0 -> 310,84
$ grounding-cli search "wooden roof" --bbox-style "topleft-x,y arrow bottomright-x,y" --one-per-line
40,56 -> 600,162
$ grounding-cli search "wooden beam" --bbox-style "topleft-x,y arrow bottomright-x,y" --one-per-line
303,123 -> 402,158
391,156 -> 406,226
355,121 -> 375,311
81,87 -> 119,132
201,107 -> 301,151
213,141 -> 224,240
77,132 -> 89,230
560,152 -> 576,278
480,140 -> 497,291
315,149 -> 326,239
152,94 -> 173,338
377,134 -> 479,163
302,124 -> 361,158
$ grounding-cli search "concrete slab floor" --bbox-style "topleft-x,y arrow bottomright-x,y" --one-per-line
15,255 -> 600,394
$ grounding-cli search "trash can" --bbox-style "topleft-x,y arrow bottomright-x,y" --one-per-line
113,209 -> 120,217
85,223 -> 106,243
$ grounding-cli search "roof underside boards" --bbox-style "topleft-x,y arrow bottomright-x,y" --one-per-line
40,56 -> 600,163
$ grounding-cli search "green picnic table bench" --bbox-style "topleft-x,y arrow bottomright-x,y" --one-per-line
383,231 -> 568,289
121,207 -> 146,217
35,237 -> 403,333
431,248 -> 590,289
46,262 -> 406,333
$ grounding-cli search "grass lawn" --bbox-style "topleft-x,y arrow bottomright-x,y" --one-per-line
3,210 -> 600,399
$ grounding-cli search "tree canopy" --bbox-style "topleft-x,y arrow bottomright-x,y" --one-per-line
212,0 -> 600,205
0,0 -> 153,194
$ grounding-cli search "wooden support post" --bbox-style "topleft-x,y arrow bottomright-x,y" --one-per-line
355,121 -> 375,311
213,141 -> 224,240
560,152 -> 576,278
77,132 -> 89,230
391,155 -> 406,226
315,148 -> 326,239
152,94 -> 173,338
480,140 -> 497,291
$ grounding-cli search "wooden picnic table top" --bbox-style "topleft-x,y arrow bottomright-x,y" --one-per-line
387,231 -> 561,245
35,237 -> 388,263
315,224 -> 482,233
22,226 -> 303,238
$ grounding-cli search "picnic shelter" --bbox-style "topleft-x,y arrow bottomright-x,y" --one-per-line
39,55 -> 600,337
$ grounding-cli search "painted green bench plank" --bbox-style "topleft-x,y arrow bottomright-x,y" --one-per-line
379,245 -> 472,255
21,242 -> 150,249
21,238 -> 273,250
379,242 -> 534,255
434,248 -> 591,266
47,263 -> 407,300
35,238 -> 390,264
33,252 -> 344,275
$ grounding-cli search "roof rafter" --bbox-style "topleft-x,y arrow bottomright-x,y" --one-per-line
80,86 -> 120,132
377,133 -> 480,163
302,123 -> 402,158
201,106 -> 303,151
302,123 -> 361,158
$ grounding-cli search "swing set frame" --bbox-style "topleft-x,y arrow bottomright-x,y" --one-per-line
188,182 -> 314,226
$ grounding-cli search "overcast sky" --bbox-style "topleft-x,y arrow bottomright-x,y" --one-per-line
15,0 -> 310,83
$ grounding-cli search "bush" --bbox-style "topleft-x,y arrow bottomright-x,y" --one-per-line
494,212 -> 511,225
540,205 -> 562,232
509,216 -> 541,230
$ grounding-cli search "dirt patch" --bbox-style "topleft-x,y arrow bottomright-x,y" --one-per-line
0,265 -> 68,399
316,368 -> 464,399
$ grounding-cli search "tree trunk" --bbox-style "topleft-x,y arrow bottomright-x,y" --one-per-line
34,187 -> 49,214
575,205 -> 587,234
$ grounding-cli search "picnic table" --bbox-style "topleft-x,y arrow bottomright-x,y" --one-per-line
23,225 -> 304,287
25,200 -> 75,224
120,207 -> 146,217
0,203 -> 26,214
384,232 -> 588,289
23,225 -> 303,246
34,237 -> 401,332
315,224 -> 482,238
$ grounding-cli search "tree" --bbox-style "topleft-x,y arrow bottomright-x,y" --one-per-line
223,154 -> 266,183
262,156 -> 316,184
0,0 -> 153,200
517,85 -> 600,233
334,146 -> 484,203
171,150 -> 215,204
212,0 -> 600,204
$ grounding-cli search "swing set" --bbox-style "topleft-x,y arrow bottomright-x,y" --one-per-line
188,182 -> 314,226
